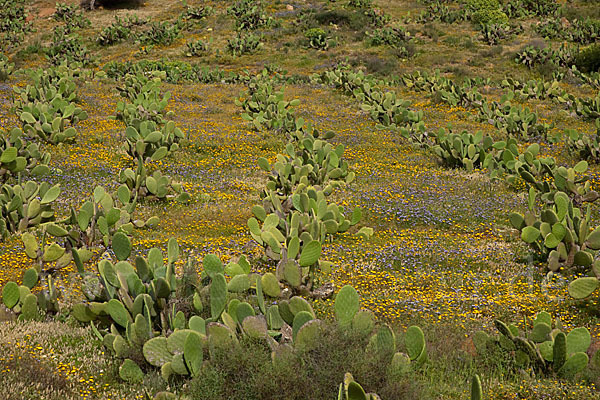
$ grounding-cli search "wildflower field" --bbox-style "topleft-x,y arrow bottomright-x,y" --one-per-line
2,0 -> 600,399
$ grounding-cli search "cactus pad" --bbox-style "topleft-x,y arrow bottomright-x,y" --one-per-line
119,359 -> 144,383
143,337 -> 173,367
335,285 -> 359,328
2,281 -> 19,309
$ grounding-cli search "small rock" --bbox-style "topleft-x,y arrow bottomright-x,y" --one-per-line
286,4 -> 293,11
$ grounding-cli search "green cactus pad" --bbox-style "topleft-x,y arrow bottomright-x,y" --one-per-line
283,261 -> 301,287
539,340 -> 554,362
267,305 -> 284,330
272,300 -> 291,325
167,238 -> 179,264
405,326 -> 426,363
189,316 -> 206,336
221,311 -> 237,332
235,302 -> 255,323
112,232 -> 132,261
370,324 -> 396,358
167,329 -> 196,355
256,277 -> 265,314
261,272 -> 280,297
558,352 -> 589,378
335,285 -> 359,328
21,294 -> 38,321
295,319 -> 322,352
171,353 -> 188,375
2,281 -> 20,309
566,327 -> 591,354
227,274 -> 250,293
154,392 -> 177,400
289,296 -> 315,318
292,311 -> 314,341
521,226 -> 540,243
568,277 -> 599,299
203,254 -> 224,278
299,240 -> 321,266
210,273 -> 228,320
207,322 -> 238,351
534,311 -> 552,327
184,330 -> 203,377
352,310 -> 375,338
553,332 -> 567,370
471,374 -> 483,400
160,362 -> 174,382
530,322 -> 551,343
119,359 -> 144,383
72,303 -> 96,322
22,268 -> 38,289
143,337 -> 173,367
242,315 -> 268,338
107,299 -> 132,328
388,352 -> 411,378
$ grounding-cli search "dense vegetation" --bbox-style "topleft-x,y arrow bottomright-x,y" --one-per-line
2,0 -> 600,399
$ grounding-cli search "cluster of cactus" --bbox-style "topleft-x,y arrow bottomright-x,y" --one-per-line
250,129 -> 367,290
366,24 -> 412,50
477,93 -> 552,141
364,8 -> 391,28
0,181 -> 59,240
537,18 -> 600,45
337,373 -> 380,400
359,89 -> 424,133
402,69 -> 487,109
305,28 -> 331,50
0,53 -> 14,81
19,184 -> 147,273
104,59 -> 251,85
235,77 -> 299,132
514,44 -> 576,69
313,66 -> 391,98
122,120 -> 185,162
46,27 -> 94,67
118,159 -> 190,203
565,120 -> 600,164
430,129 -> 494,172
502,0 -> 558,18
115,73 -> 173,126
226,33 -> 263,56
478,23 -> 522,45
2,270 -> 60,321
0,128 -> 51,182
97,15 -> 147,46
76,243 -> 420,392
0,0 -> 33,49
569,92 -> 600,120
227,0 -> 274,31
415,1 -> 467,24
136,20 -> 185,47
474,313 -> 596,378
13,66 -> 88,144
501,78 -> 566,101
182,5 -> 214,21
510,183 -> 600,272
571,66 -> 600,90
53,2 -> 90,31
185,39 -> 209,57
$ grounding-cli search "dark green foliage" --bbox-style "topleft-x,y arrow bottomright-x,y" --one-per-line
574,44 -> 600,73
186,325 -> 422,400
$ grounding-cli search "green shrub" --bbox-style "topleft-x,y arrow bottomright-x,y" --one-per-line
472,8 -> 508,25
573,44 -> 600,73
465,0 -> 500,13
